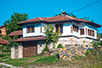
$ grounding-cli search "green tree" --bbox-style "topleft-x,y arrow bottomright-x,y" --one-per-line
4,12 -> 28,34
44,24 -> 61,48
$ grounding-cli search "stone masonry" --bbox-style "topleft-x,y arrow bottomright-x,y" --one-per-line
59,44 -> 93,60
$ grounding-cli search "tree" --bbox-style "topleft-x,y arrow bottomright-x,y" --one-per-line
54,13 -> 77,18
4,12 -> 28,34
44,24 -> 61,48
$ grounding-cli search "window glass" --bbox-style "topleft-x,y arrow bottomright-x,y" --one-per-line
27,26 -> 34,33
55,24 -> 63,33
80,29 -> 84,35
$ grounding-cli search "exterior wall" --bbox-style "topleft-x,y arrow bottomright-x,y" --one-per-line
0,27 -> 6,36
11,43 -> 23,59
55,37 -> 93,48
37,41 -> 46,54
23,22 -> 97,39
18,43 -> 23,58
86,24 -> 97,39
23,23 -> 46,38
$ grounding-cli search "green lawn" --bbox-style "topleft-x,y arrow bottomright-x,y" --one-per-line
0,53 -> 102,68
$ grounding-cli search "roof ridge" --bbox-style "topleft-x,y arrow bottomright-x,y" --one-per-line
65,15 -> 74,20
39,17 -> 43,21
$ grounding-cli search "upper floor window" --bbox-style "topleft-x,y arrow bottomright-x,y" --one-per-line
80,29 -> 84,35
73,25 -> 78,32
55,24 -> 63,33
27,26 -> 34,33
88,29 -> 94,36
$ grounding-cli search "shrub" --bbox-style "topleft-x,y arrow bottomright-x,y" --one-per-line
0,54 -> 10,57
85,49 -> 95,56
42,45 -> 49,52
2,50 -> 11,52
74,55 -> 84,60
57,44 -> 63,48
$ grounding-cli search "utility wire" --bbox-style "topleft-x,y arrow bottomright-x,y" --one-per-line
69,0 -> 101,13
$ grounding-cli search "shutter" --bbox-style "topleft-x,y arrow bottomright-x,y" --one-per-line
40,26 -> 42,33
71,26 -> 73,33
86,28 -> 87,35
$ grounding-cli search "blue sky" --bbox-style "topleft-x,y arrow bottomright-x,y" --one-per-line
0,0 -> 102,33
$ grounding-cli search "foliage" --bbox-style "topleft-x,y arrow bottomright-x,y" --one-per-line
0,35 -> 18,52
0,53 -> 10,57
57,44 -> 63,48
4,12 -> 28,34
85,49 -> 95,56
42,45 -> 49,52
74,55 -> 84,60
91,41 -> 100,50
2,50 -> 11,52
44,24 -> 61,46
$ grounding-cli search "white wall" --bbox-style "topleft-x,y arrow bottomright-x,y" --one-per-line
23,22 -> 97,39
23,23 -> 46,37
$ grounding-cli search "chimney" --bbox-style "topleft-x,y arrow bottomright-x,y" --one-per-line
62,11 -> 67,16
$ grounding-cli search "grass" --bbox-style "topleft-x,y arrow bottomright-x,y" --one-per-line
0,53 -> 44,66
0,51 -> 102,68
35,55 -> 59,65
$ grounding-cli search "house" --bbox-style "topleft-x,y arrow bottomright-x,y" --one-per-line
0,37 -> 10,53
11,12 -> 101,58
0,25 -> 6,36
9,30 -> 23,39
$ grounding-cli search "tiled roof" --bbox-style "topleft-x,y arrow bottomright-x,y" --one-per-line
13,36 -> 46,42
0,37 -> 10,44
9,30 -> 22,36
0,25 -> 5,28
17,15 -> 101,27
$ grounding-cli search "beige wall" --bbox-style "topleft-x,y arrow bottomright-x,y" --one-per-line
0,27 -> 6,36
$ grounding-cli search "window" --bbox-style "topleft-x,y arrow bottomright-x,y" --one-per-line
27,26 -> 34,33
0,30 -> 1,34
40,26 -> 42,33
88,29 -> 94,36
73,25 -> 78,32
80,29 -> 84,35
55,24 -> 63,33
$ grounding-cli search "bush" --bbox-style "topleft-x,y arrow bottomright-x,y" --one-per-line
74,55 -> 83,60
0,54 -> 10,57
57,44 -> 63,48
42,45 -> 49,52
2,50 -> 11,52
85,49 -> 95,56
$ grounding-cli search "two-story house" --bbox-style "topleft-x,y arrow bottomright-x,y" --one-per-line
11,12 -> 101,58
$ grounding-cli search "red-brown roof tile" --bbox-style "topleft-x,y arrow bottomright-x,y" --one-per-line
0,25 -> 5,28
17,15 -> 101,27
9,30 -> 22,36
0,37 -> 10,44
13,36 -> 46,42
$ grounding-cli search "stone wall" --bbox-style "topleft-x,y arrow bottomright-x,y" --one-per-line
37,41 -> 46,54
59,44 -> 93,60
55,37 -> 93,48
11,43 -> 23,59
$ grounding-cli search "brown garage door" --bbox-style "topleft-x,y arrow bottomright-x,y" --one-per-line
23,42 -> 37,58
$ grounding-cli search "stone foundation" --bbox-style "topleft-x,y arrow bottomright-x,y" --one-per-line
11,43 -> 23,59
59,44 -> 93,60
55,37 -> 93,48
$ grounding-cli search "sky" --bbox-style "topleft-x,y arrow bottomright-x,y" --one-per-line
0,0 -> 102,33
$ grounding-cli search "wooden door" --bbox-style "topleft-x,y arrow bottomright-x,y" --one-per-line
23,42 -> 37,58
